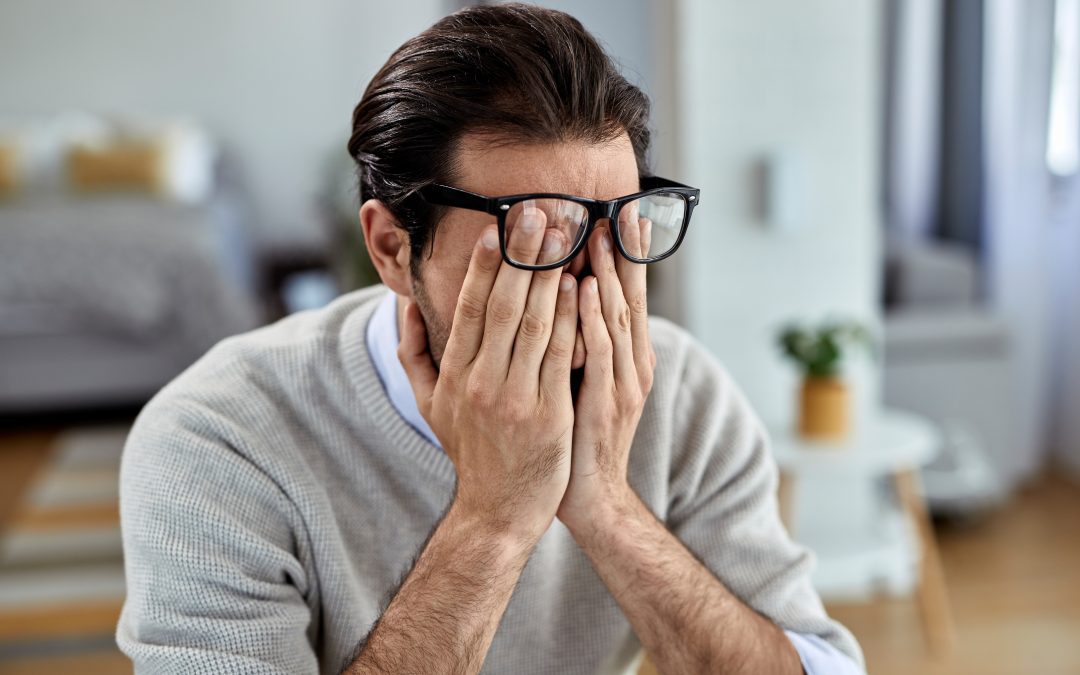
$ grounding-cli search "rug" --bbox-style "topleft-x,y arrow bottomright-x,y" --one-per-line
0,424 -> 129,668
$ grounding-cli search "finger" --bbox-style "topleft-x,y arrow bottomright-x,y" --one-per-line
507,228 -> 569,384
619,201 -> 643,257
572,327 -> 585,369
474,201 -> 548,374
441,225 -> 503,372
589,227 -> 637,392
640,216 -> 653,256
539,273 -> 578,394
615,206 -> 652,387
578,275 -> 613,386
397,300 -> 438,418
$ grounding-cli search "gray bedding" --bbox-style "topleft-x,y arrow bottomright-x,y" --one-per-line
0,195 -> 261,359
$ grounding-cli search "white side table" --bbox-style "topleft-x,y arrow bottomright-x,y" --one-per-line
769,409 -> 955,656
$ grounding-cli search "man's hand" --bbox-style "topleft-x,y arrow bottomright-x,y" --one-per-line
346,210 -> 580,674
558,206 -> 656,530
399,205 -> 579,544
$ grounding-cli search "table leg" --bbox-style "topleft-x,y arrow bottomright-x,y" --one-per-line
893,469 -> 956,657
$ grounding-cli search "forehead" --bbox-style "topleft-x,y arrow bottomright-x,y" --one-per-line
452,131 -> 640,200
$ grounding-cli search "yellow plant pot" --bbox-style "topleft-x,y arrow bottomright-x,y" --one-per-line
798,376 -> 850,442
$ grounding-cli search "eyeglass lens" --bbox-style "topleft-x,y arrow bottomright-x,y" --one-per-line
503,193 -> 686,267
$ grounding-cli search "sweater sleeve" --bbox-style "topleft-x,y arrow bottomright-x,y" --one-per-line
116,397 -> 319,674
662,332 -> 865,669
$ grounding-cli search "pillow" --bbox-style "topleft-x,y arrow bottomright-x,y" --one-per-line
66,121 -> 217,202
68,140 -> 165,195
157,122 -> 218,203
0,113 -> 112,195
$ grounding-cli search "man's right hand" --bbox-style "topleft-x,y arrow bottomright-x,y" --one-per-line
397,203 -> 579,544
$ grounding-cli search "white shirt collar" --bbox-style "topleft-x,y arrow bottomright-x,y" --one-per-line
365,290 -> 441,448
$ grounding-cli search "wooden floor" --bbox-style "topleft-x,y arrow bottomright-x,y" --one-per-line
2,427 -> 1079,674
827,473 -> 1080,675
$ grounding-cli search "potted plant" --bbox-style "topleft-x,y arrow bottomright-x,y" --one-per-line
778,320 -> 873,442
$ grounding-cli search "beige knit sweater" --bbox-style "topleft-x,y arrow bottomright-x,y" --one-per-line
116,285 -> 861,674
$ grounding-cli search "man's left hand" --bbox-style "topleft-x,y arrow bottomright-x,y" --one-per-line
558,208 -> 656,532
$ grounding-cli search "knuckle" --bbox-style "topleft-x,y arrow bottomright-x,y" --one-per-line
615,303 -> 632,333
629,290 -> 648,318
545,337 -> 572,361
457,293 -> 487,322
517,309 -> 548,343
465,376 -> 494,408
487,296 -> 517,328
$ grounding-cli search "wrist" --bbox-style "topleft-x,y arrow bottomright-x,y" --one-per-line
446,495 -> 549,557
560,481 -> 640,545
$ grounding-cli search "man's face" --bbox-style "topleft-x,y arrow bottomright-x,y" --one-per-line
410,131 -> 641,367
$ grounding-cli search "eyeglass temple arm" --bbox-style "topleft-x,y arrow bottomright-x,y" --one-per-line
418,184 -> 496,213
640,175 -> 696,191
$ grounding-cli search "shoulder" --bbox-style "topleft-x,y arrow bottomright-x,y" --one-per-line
643,314 -> 769,497
123,285 -> 388,479
647,314 -> 746,408
174,284 -> 386,394
147,285 -> 386,423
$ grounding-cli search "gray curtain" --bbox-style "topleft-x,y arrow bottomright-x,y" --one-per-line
935,0 -> 986,251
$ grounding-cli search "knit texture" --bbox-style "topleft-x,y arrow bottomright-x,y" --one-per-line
116,285 -> 863,674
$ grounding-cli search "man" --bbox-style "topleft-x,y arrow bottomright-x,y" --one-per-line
117,4 -> 864,674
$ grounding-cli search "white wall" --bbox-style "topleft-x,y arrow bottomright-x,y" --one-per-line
675,0 -> 884,427
0,0 -> 444,242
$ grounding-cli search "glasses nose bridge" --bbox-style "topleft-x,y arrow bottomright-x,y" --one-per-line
597,200 -> 619,222
585,201 -> 619,234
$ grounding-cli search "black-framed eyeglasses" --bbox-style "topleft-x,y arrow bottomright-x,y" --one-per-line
417,176 -> 700,271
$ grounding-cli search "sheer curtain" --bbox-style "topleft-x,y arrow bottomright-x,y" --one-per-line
1045,0 -> 1080,475
886,0 -> 1064,485
982,0 -> 1057,483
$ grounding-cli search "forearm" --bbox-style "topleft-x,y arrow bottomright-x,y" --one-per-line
564,489 -> 803,675
344,501 -> 537,675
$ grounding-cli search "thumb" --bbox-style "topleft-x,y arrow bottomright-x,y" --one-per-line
396,300 -> 438,417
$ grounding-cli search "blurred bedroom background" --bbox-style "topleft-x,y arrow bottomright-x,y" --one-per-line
1,1 -> 1077,673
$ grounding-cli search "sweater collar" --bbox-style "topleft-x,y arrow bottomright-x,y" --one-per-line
338,285 -> 454,482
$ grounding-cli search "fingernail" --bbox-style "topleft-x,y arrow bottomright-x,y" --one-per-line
560,274 -> 574,292
589,277 -> 599,293
543,231 -> 561,256
482,228 -> 499,249
522,200 -> 540,232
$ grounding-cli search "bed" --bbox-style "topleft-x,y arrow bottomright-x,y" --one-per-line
0,179 -> 263,419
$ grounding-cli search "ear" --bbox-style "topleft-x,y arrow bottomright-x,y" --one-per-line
360,199 -> 413,297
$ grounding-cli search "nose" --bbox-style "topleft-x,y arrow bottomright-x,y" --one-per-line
564,223 -> 611,279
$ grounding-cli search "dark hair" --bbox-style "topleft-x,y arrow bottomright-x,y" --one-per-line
347,2 -> 652,271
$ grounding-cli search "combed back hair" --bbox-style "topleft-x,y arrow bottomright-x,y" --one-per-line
347,2 -> 652,270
